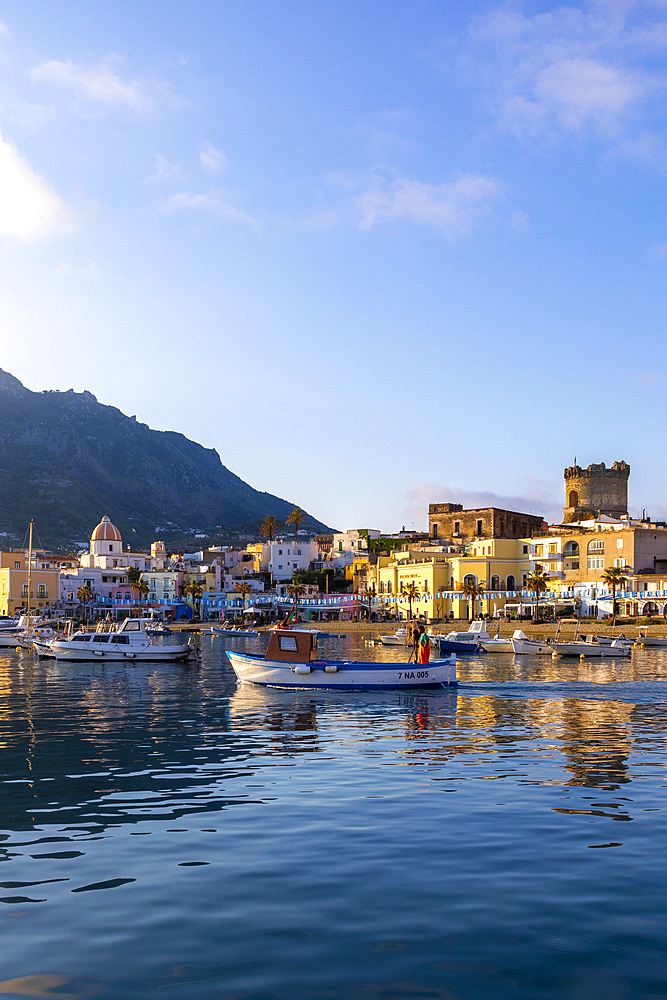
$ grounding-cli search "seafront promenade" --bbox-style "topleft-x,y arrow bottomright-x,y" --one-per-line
176,619 -> 667,640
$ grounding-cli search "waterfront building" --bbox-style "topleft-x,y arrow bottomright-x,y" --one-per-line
0,550 -> 60,616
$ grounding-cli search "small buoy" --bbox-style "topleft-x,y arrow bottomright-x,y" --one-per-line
580,653 -> 585,660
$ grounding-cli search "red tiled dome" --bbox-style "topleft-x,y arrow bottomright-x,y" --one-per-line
91,515 -> 122,543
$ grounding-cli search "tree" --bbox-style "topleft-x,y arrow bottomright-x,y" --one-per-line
183,579 -> 203,619
400,581 -> 420,621
286,506 -> 306,544
525,565 -> 550,622
234,581 -> 252,613
260,515 -> 281,587
135,579 -> 150,607
366,582 -> 377,622
461,578 -> 485,621
76,584 -> 94,624
286,581 -> 307,620
127,566 -> 141,588
601,566 -> 628,624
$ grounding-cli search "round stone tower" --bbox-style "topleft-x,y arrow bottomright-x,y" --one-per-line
563,460 -> 630,523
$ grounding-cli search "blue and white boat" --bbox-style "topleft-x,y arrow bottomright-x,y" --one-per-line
226,628 -> 457,689
431,620 -> 489,655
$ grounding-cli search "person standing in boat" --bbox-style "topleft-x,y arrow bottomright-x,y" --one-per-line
416,625 -> 430,664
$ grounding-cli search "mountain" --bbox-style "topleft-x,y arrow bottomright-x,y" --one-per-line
0,370 -> 330,549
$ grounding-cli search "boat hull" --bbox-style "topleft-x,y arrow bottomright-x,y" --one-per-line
226,651 -> 457,689
48,642 -> 192,661
434,638 -> 487,654
511,638 -> 554,655
480,638 -> 513,653
551,641 -> 631,658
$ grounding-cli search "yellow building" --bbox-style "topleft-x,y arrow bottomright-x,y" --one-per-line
0,551 -> 60,616
373,539 -> 532,621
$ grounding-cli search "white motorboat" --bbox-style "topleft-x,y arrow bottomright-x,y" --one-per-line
212,626 -> 259,637
551,638 -> 631,658
480,630 -> 513,653
46,618 -> 193,661
226,628 -> 457,689
636,627 -> 667,647
378,629 -> 406,646
510,630 -> 555,655
432,621 -> 490,654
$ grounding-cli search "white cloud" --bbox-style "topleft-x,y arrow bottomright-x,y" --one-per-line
199,142 -> 228,174
354,173 -> 501,237
0,129 -> 72,242
164,190 -> 256,226
474,2 -> 663,143
30,54 -> 153,112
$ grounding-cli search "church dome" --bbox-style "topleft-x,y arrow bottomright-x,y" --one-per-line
91,515 -> 122,543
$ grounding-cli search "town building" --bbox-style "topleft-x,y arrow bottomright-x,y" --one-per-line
0,550 -> 60,616
428,503 -> 544,544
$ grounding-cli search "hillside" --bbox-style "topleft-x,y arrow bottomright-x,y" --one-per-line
0,370 -> 330,549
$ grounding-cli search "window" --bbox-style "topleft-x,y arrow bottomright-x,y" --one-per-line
568,490 -> 579,508
506,575 -> 516,591
278,549 -> 283,555
38,584 -> 45,597
338,541 -> 343,551
14,561 -> 20,569
587,556 -> 604,570
617,539 -> 623,549
587,539 -> 604,553
614,558 -> 627,568
564,541 -> 579,556
491,576 -> 500,590
109,545 -> 113,552
453,522 -> 460,536
433,524 -> 438,539
22,583 -> 28,596
424,580 -> 428,592
279,636 -> 298,651
549,544 -> 556,553
476,520 -> 483,535
522,545 -> 528,554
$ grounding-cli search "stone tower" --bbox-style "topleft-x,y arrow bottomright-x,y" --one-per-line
563,460 -> 630,523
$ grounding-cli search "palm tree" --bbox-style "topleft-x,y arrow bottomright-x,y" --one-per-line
525,565 -> 550,622
400,581 -> 420,621
286,506 -> 306,544
184,579 -> 203,619
135,579 -> 150,608
76,584 -> 94,624
366,582 -> 377,622
285,581 -> 307,621
260,515 -> 281,587
461,578 -> 485,621
601,566 -> 628,624
234,581 -> 253,617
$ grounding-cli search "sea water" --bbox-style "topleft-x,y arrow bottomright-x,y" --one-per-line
0,633 -> 666,1000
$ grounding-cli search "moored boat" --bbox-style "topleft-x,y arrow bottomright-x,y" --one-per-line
551,638 -> 631,658
432,621 -> 489,654
226,628 -> 457,689
636,627 -> 667,647
46,618 -> 193,661
510,630 -> 555,655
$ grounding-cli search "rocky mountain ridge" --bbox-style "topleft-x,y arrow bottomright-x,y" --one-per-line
0,370 -> 329,549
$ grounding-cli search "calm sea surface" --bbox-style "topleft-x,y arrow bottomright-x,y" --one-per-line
1,632 -> 667,1000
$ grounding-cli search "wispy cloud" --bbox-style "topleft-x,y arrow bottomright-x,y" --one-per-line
473,2 -> 665,145
199,142 -> 228,174
315,171 -> 502,237
356,174 -> 501,236
0,129 -> 72,242
405,480 -> 562,529
163,190 -> 256,226
30,54 -> 156,112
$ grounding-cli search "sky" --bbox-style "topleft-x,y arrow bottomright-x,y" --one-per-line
0,0 -> 666,534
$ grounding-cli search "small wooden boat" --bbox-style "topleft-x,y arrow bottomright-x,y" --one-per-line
226,628 -> 457,689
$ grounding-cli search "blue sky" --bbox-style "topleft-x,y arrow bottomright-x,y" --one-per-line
0,0 -> 666,533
